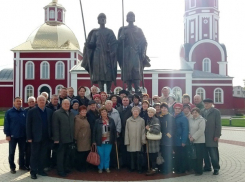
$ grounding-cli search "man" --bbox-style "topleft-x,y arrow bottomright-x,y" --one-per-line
41,92 -> 50,104
82,13 -> 117,93
46,94 -> 61,112
130,94 -> 142,109
117,96 -> 132,167
58,87 -> 68,104
26,95 -> 53,179
100,92 -> 108,105
67,87 -> 75,101
4,97 -> 27,174
86,100 -> 100,137
105,100 -> 121,168
152,95 -> 160,105
159,87 -> 170,103
118,90 -> 129,105
52,99 -> 75,177
88,85 -> 99,100
194,95 -> 204,110
24,96 -> 36,170
182,94 -> 195,109
117,11 -> 150,94
201,98 -> 221,175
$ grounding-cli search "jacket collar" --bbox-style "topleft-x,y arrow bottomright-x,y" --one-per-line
175,111 -> 184,118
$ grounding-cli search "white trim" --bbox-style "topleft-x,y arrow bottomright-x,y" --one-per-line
24,85 -> 34,103
0,80 -> 13,82
189,39 -> 225,62
192,78 -> 233,80
55,7 -> 57,21
15,59 -> 20,97
185,7 -> 220,13
55,85 -> 64,95
202,10 -> 210,13
192,84 -> 232,86
217,62 -> 227,76
55,61 -> 65,79
114,87 -> 123,95
67,60 -> 70,87
20,60 -> 23,100
0,85 -> 13,87
71,73 -> 77,96
37,84 -> 52,96
25,61 -> 35,79
195,87 -> 206,99
189,0 -> 196,9
214,87 -> 224,104
186,73 -> 192,102
47,7 -> 49,20
189,11 -> 196,15
202,58 -> 211,72
172,86 -> 183,103
152,73 -> 158,96
40,61 -> 50,79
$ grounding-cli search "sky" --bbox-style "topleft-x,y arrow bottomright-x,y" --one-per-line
0,0 -> 244,86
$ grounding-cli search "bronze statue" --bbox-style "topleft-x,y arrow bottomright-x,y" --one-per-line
117,12 -> 150,94
81,13 -> 117,93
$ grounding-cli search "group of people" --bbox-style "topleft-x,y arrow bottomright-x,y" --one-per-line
3,86 -> 221,180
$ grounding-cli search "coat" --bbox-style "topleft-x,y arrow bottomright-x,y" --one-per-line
140,108 -> 148,126
74,115 -> 91,152
52,108 -> 75,144
159,113 -> 175,146
195,101 -> 204,110
72,96 -> 89,107
201,107 -> 221,147
46,102 -> 61,112
124,116 -> 146,152
188,115 -> 206,143
92,117 -> 117,146
146,116 -> 161,153
86,109 -> 100,135
108,108 -> 121,133
26,107 -> 53,142
174,112 -> 189,146
117,105 -> 132,138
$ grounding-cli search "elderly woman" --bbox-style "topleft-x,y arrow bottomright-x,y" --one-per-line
73,86 -> 90,106
183,104 -> 192,120
71,99 -> 79,115
125,107 -> 146,173
100,92 -> 108,106
140,100 -> 150,126
189,107 -> 206,176
167,94 -> 177,115
145,107 -> 161,176
93,106 -> 117,173
93,94 -> 102,109
153,103 -> 161,118
110,95 -> 121,109
74,106 -> 91,172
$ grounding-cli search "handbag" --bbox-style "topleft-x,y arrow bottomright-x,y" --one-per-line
86,145 -> 100,166
146,131 -> 162,140
189,142 -> 197,159
156,152 -> 164,165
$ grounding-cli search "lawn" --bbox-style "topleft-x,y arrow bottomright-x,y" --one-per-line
0,111 -> 5,126
222,119 -> 245,127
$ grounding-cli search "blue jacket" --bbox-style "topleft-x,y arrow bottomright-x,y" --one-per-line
174,112 -> 189,146
159,113 -> 175,146
4,107 -> 26,138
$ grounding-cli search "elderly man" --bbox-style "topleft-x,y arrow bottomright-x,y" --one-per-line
52,99 -> 75,177
194,95 -> 204,110
41,92 -> 50,104
87,100 -> 100,137
26,95 -> 53,179
152,95 -> 160,105
182,94 -> 195,109
4,97 -> 27,174
201,98 -> 221,175
67,87 -> 75,101
46,94 -> 60,112
58,87 -> 68,105
88,85 -> 99,100
159,87 -> 170,103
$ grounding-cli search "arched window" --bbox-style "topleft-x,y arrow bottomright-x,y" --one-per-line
196,87 -> 206,100
40,61 -> 50,79
25,61 -> 34,79
55,85 -> 64,95
50,10 -> 55,19
114,87 -> 123,95
172,87 -> 182,103
56,61 -> 65,79
25,85 -> 34,103
214,88 -> 224,104
203,58 -> 211,72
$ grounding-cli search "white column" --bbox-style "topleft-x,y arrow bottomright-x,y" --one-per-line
47,7 -> 50,21
71,73 -> 77,95
218,62 -> 227,76
15,52 -> 20,97
185,72 -> 193,102
152,73 -> 158,96
55,7 -> 57,21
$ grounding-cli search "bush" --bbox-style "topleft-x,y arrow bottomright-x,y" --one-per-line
235,113 -> 244,116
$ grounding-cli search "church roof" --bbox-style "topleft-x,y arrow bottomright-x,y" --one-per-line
0,69 -> 13,80
192,70 -> 232,78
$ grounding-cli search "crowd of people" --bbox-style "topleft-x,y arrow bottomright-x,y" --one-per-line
3,86 -> 222,180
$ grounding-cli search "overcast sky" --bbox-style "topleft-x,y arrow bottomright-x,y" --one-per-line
0,0 -> 244,86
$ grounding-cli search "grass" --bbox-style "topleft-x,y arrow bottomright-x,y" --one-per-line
222,119 -> 245,127
0,111 -> 5,126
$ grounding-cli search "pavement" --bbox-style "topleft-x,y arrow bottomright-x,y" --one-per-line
0,126 -> 245,182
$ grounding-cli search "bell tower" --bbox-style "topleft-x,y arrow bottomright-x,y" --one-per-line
44,0 -> 66,24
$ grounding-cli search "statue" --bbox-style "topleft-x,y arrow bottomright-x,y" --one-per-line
81,13 -> 117,93
117,12 -> 150,94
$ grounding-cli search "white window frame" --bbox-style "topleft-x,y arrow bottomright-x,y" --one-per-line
55,85 -> 64,95
40,61 -> 50,80
172,86 -> 182,103
37,84 -> 52,96
55,61 -> 65,79
50,10 -> 55,19
202,58 -> 211,72
25,61 -> 35,80
189,0 -> 196,8
114,87 -> 123,95
214,88 -> 224,104
25,85 -> 34,103
196,87 -> 206,100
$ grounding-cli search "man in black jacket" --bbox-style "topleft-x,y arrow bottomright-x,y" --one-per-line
87,100 -> 100,136
46,94 -> 60,111
26,95 -> 53,179
117,96 -> 132,168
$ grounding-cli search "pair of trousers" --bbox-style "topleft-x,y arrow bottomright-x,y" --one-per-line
56,143 -> 70,173
149,153 -> 158,169
161,145 -> 173,173
9,137 -> 26,170
97,144 -> 112,170
174,146 -> 188,173
130,152 -> 142,171
191,143 -> 205,174
30,140 -> 49,174
24,142 -> 31,168
119,137 -> 129,168
77,150 -> 90,170
204,147 -> 220,170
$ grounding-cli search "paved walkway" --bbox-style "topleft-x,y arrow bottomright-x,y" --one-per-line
0,127 -> 244,182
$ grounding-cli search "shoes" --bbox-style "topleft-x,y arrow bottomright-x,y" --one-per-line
106,168 -> 110,173
38,171 -> 48,176
31,174 -> 37,179
213,170 -> 219,175
146,169 -> 156,176
10,169 -> 16,174
203,168 -> 212,172
98,169 -> 103,173
19,166 -> 29,171
58,172 -> 67,177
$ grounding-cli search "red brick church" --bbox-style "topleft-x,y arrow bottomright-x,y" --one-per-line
0,0 -> 241,114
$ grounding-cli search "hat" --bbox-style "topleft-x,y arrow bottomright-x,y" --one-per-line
71,99 -> 79,106
203,98 -> 213,103
173,103 -> 183,109
133,94 -> 140,100
88,100 -> 96,105
183,104 -> 191,110
167,94 -> 176,101
93,94 -> 101,100
119,90 -> 129,96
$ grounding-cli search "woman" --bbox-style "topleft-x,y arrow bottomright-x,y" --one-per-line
71,100 -> 79,116
93,106 -> 117,173
140,100 -> 150,126
93,94 -> 102,109
125,107 -> 146,173
145,107 -> 161,176
110,95 -> 121,109
159,102 -> 175,175
189,107 -> 205,176
100,92 -> 107,106
74,106 -> 91,172
167,94 -> 176,115
73,86 -> 90,106
153,103 -> 161,118
173,103 -> 189,174
183,104 -> 192,120
130,94 -> 142,109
